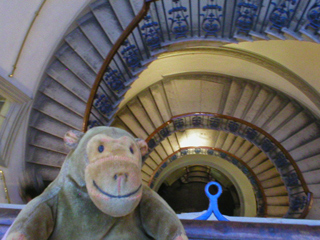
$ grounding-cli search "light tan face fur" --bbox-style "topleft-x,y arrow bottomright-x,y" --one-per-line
85,134 -> 144,217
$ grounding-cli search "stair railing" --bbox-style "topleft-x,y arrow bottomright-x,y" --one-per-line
83,0 -> 158,131
144,112 -> 313,219
83,0 -> 320,132
147,146 -> 267,217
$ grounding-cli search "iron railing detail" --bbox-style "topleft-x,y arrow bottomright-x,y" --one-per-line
147,146 -> 267,217
144,113 -> 312,218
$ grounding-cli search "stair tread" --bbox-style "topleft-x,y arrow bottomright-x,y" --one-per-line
223,80 -> 244,116
28,147 -> 66,167
282,122 -> 320,152
47,61 -> 91,100
297,154 -> 320,173
234,83 -> 256,119
255,94 -> 287,128
262,102 -> 298,134
273,111 -> 313,143
109,0 -> 135,29
290,137 -> 320,161
261,176 -> 284,189
39,77 -> 86,116
264,185 -> 288,197
33,95 -> 83,129
90,0 -> 123,44
78,12 -> 112,58
55,44 -> 96,87
257,167 -> 279,182
30,130 -> 68,155
245,87 -> 272,123
65,27 -> 104,73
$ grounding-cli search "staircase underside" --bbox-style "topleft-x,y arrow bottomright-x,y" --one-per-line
25,0 -> 320,219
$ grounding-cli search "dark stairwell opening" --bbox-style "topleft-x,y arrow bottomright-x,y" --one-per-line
157,165 -> 240,216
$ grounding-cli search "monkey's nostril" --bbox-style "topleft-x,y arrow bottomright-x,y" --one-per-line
125,173 -> 128,179
114,174 -> 118,180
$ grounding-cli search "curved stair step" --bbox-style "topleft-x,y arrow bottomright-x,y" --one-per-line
228,137 -> 245,154
257,167 -> 279,182
297,154 -> 320,173
289,137 -> 320,161
29,130 -> 68,155
264,186 -> 288,197
28,147 -> 66,168
109,0 -> 136,29
233,83 -> 257,119
261,176 -> 284,189
65,27 -> 104,73
262,102 -> 299,133
223,80 -> 245,116
247,152 -> 268,168
33,95 -> 83,129
29,113 -> 73,138
254,94 -> 288,128
47,61 -> 91,101
267,196 -> 289,206
144,158 -> 158,171
252,160 -> 274,175
272,111 -> 314,143
55,44 -> 96,87
241,146 -> 261,163
307,199 -> 320,219
281,122 -> 320,152
127,99 -> 156,135
90,0 -> 124,44
243,87 -> 272,123
77,12 -> 112,58
39,77 -> 87,116
303,170 -> 320,185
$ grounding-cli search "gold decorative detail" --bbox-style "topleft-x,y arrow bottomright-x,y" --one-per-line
0,170 -> 10,203
9,0 -> 47,78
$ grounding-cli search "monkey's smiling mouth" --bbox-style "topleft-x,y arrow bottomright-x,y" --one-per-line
93,180 -> 142,198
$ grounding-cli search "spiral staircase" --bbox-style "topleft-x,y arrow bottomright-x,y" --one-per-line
23,0 -> 320,220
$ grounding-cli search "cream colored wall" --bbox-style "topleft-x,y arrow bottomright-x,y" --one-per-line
0,0 -> 93,97
227,40 -> 320,94
121,43 -> 320,117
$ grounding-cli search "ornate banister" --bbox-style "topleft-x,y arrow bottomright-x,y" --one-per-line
145,112 -> 313,218
146,146 -> 268,217
82,0 -> 157,131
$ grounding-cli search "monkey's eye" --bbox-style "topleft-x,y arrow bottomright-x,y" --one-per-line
130,146 -> 134,154
98,145 -> 104,153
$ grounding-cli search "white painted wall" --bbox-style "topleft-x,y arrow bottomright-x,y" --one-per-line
0,0 -> 93,97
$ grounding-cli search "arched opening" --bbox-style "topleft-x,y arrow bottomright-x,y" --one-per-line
157,164 -> 240,216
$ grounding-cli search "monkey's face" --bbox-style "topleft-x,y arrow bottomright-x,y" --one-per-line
85,134 -> 144,217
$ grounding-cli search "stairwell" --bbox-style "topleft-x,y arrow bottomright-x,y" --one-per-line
24,0 -> 320,219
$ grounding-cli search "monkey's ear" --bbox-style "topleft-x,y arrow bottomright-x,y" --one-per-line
135,138 -> 148,157
64,130 -> 84,149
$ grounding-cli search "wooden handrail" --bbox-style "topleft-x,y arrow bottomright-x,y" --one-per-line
82,0 -> 156,131
145,112 -> 313,218
147,146 -> 268,217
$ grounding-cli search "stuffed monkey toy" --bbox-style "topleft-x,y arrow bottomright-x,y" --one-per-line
6,127 -> 188,240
